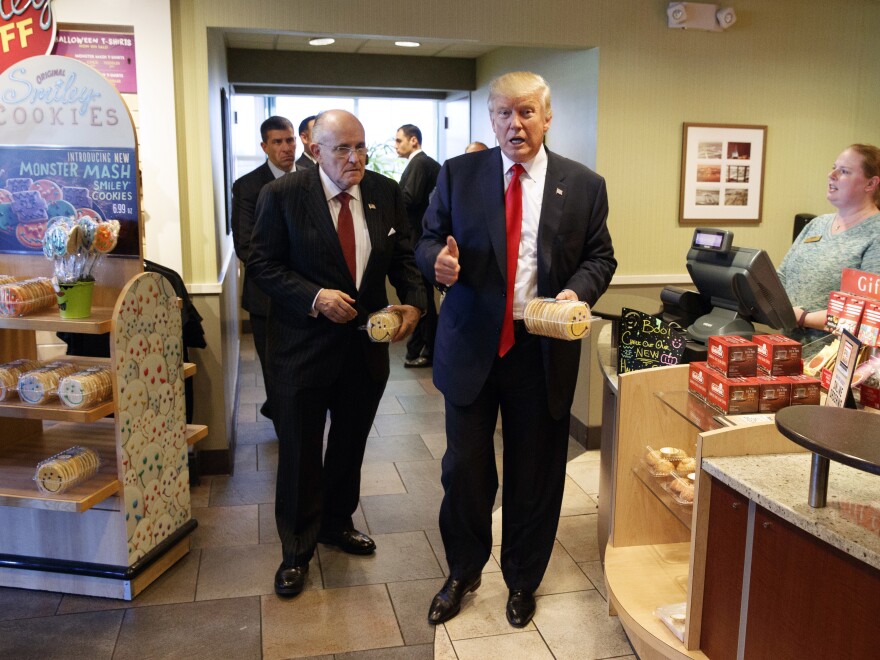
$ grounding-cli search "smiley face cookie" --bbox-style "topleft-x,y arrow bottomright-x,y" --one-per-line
124,484 -> 144,540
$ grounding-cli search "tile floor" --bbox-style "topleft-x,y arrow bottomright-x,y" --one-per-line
0,334 -> 635,660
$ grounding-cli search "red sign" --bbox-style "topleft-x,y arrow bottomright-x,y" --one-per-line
840,268 -> 880,301
0,0 -> 56,73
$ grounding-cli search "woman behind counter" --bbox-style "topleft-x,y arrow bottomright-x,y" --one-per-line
779,143 -> 880,336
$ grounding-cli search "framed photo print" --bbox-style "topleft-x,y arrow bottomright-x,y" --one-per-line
679,123 -> 767,225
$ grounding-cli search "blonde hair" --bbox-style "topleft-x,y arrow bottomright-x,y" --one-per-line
487,72 -> 552,118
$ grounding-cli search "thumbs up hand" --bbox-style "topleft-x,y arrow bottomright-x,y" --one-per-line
434,235 -> 460,286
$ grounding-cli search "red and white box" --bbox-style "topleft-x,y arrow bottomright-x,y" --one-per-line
787,374 -> 822,406
826,291 -> 866,335
705,372 -> 760,414
859,383 -> 880,410
753,334 -> 803,376
856,301 -> 880,347
688,361 -> 712,400
707,335 -> 758,378
754,375 -> 792,413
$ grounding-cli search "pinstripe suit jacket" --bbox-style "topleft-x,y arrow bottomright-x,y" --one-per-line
248,167 -> 426,387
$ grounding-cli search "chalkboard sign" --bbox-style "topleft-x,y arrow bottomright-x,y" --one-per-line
617,308 -> 687,373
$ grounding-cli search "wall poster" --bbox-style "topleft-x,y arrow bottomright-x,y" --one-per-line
0,54 -> 140,257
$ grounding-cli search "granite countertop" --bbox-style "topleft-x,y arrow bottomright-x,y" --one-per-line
703,454 -> 880,571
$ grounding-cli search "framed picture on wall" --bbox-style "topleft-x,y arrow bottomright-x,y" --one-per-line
679,123 -> 767,225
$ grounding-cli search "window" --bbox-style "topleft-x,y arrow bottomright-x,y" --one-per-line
232,93 -> 441,182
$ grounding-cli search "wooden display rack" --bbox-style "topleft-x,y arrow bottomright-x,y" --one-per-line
0,264 -> 207,599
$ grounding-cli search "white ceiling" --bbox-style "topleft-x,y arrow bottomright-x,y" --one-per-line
224,30 -> 496,59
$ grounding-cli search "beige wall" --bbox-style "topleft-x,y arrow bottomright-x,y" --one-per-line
166,0 -> 880,460
171,0 -> 880,289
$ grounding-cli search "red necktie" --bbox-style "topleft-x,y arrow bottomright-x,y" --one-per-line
498,163 -> 524,357
336,192 -> 357,281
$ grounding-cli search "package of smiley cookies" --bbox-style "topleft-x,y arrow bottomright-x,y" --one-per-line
366,308 -> 402,343
34,445 -> 101,495
523,298 -> 595,340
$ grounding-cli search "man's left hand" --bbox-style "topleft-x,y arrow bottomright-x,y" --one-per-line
388,304 -> 421,341
556,289 -> 579,301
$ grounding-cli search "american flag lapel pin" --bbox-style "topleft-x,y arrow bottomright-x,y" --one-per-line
368,203 -> 377,210
556,188 -> 563,196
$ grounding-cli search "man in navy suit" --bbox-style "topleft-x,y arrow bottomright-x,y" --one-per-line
416,72 -> 616,627
249,110 -> 426,597
231,115 -> 297,420
395,123 -> 441,368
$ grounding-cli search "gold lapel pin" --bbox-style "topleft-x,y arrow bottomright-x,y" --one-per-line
556,188 -> 563,196
368,203 -> 377,210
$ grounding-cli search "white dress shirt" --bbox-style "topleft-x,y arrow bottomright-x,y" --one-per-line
267,160 -> 293,179
500,146 -> 547,319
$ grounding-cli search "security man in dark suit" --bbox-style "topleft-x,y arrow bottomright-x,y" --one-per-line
416,72 -> 616,628
295,115 -> 317,170
395,124 -> 441,367
231,115 -> 296,420
249,110 -> 426,597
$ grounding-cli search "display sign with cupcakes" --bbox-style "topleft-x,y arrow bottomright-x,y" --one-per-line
0,55 -> 139,258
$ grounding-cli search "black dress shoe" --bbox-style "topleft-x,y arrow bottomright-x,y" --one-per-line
427,574 -> 482,625
317,528 -> 376,555
274,563 -> 308,597
404,356 -> 431,368
506,589 -> 536,628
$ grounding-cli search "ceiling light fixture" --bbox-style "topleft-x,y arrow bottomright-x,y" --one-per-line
308,37 -> 335,46
394,41 -> 420,48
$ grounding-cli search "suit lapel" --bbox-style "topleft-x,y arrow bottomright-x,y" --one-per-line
303,170 -> 355,285
359,174 -> 384,289
537,151 -> 566,293
483,150 -> 507,280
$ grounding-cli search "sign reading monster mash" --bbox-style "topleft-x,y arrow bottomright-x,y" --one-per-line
0,54 -> 139,256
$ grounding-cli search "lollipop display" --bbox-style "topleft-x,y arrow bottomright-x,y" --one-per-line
40,217 -> 120,318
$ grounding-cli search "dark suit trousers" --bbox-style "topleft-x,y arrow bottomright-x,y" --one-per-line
405,276 -> 437,360
270,338 -> 386,567
439,328 -> 569,593
250,313 -> 271,416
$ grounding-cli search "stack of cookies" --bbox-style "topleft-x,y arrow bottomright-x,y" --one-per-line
34,446 -> 101,494
523,298 -> 593,340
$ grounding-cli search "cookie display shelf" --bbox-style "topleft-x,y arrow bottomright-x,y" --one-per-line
0,259 -> 207,599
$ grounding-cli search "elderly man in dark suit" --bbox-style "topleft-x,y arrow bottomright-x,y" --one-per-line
395,123 -> 441,368
416,71 -> 616,627
231,115 -> 296,421
249,109 -> 426,597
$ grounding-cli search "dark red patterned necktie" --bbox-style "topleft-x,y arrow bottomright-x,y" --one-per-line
336,192 -> 356,281
498,163 -> 524,357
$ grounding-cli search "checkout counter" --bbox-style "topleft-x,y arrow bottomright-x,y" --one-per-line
594,323 -> 880,659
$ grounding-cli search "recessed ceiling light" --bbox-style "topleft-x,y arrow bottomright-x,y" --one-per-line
309,37 -> 335,46
394,41 -> 420,48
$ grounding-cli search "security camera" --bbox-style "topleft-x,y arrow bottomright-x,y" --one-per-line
716,7 -> 737,28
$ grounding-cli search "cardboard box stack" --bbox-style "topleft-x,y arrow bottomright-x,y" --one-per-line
688,334 -> 819,414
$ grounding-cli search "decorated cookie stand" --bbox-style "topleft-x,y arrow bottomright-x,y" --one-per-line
0,55 -> 206,599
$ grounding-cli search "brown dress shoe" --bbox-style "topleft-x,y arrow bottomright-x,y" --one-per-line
427,574 -> 482,624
